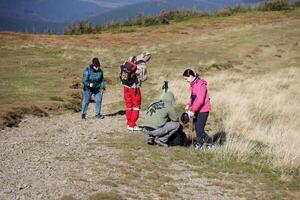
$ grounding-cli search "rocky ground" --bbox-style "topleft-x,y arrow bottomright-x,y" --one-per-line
0,106 -> 285,200
0,109 -> 127,200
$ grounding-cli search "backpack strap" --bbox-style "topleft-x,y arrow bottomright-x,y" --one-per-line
87,67 -> 91,77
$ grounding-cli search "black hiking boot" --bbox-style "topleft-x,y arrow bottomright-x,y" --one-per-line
96,114 -> 104,119
205,137 -> 214,149
147,137 -> 155,145
81,114 -> 86,120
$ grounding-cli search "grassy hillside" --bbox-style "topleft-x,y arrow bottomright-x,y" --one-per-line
0,8 -> 299,198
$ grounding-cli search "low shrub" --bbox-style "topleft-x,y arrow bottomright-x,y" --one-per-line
257,0 -> 289,11
64,100 -> 81,112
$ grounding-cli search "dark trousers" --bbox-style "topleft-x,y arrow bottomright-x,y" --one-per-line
194,112 -> 212,144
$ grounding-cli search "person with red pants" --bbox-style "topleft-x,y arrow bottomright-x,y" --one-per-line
121,52 -> 151,131
183,69 -> 214,150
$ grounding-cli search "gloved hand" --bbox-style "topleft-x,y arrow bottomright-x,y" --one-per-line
89,83 -> 94,88
187,110 -> 195,118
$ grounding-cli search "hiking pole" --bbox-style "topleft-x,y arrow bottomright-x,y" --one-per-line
162,81 -> 168,93
190,120 -> 195,145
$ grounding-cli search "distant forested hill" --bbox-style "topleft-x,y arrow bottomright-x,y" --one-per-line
89,0 -> 265,25
0,15 -> 67,34
0,0 -> 296,33
0,0 -> 107,22
0,0 -> 108,33
0,0 -> 154,33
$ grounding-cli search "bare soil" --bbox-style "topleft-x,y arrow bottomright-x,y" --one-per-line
0,106 -> 294,200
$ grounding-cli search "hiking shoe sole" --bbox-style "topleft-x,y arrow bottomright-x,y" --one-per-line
128,126 -> 143,131
194,143 -> 204,151
154,138 -> 168,147
206,144 -> 215,150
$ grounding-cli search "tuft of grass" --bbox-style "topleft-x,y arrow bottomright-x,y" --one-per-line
215,5 -> 250,17
50,96 -> 64,102
257,0 -> 290,11
59,195 -> 77,200
88,191 -> 121,200
63,99 -> 81,112
111,27 -> 136,34
252,140 -> 269,156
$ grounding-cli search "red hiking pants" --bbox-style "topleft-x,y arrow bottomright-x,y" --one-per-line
124,87 -> 141,127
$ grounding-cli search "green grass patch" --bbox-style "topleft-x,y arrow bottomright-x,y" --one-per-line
0,45 -> 69,105
111,27 -> 136,34
50,96 -> 64,102
63,99 -> 81,112
98,134 -> 299,199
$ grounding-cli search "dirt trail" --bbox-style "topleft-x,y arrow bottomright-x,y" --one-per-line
0,107 -> 280,200
0,109 -> 128,199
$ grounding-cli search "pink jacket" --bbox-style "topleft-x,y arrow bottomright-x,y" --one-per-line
187,78 -> 211,113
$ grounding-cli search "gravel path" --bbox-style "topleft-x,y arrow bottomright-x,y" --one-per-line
0,109 -> 275,200
0,110 -> 127,200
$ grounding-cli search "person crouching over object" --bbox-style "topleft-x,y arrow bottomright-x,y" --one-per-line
183,69 -> 213,150
143,91 -> 180,147
120,51 -> 151,131
81,57 -> 105,119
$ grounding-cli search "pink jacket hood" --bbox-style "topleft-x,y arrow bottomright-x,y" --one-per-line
188,78 -> 211,113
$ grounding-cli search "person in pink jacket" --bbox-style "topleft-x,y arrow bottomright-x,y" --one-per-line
183,69 -> 213,150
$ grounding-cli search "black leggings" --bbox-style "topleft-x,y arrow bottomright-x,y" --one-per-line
194,112 -> 212,144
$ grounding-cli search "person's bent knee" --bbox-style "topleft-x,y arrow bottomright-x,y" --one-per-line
170,121 -> 180,130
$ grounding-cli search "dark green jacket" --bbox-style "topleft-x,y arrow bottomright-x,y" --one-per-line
144,92 -> 178,129
82,66 -> 105,91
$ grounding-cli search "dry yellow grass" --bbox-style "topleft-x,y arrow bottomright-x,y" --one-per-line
169,58 -> 300,172
131,15 -> 300,174
209,67 -> 300,170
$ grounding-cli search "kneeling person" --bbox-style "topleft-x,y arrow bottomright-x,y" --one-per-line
143,92 -> 180,147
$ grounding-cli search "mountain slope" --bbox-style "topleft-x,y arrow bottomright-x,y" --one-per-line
89,0 -> 264,25
0,0 -> 107,23
0,0 -> 106,33
0,15 -> 67,34
0,0 -> 152,33
80,0 -> 152,8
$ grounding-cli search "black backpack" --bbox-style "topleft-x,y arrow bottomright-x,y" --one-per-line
167,125 -> 187,146
120,61 -> 138,87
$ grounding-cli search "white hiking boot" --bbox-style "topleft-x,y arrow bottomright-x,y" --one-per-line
127,126 -> 143,131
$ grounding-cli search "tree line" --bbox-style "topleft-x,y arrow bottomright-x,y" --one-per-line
64,0 -> 298,35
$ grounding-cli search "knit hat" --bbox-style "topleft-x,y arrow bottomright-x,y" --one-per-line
92,57 -> 101,67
